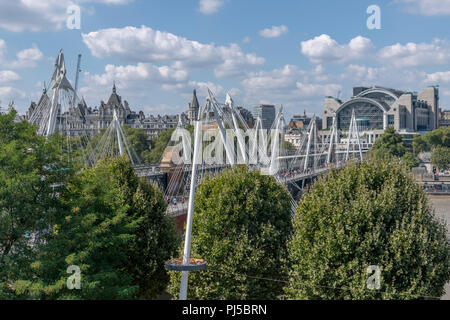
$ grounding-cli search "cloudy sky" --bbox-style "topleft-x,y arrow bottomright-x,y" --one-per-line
0,0 -> 449,120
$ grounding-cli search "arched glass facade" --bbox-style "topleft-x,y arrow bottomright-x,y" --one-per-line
337,101 -> 384,130
358,91 -> 397,107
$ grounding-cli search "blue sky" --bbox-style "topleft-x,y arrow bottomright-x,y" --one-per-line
0,0 -> 449,120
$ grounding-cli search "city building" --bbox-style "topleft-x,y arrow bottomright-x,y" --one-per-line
288,111 -> 322,132
187,89 -> 200,125
322,86 -> 440,142
236,107 -> 255,128
285,132 -> 304,148
254,104 -> 276,129
26,83 -> 187,139
439,109 -> 450,127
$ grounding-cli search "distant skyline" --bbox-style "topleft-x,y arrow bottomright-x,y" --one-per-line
0,0 -> 449,120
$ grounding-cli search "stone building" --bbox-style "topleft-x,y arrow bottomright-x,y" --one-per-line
26,83 -> 188,139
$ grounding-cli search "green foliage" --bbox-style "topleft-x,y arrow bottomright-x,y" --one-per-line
369,126 -> 420,171
148,128 -> 175,164
0,110 -> 72,299
370,126 -> 406,159
122,125 -> 152,162
285,159 -> 450,300
431,146 -> 450,171
11,157 -> 179,300
80,125 -> 152,165
283,140 -> 296,152
413,127 -> 450,154
401,152 -> 420,170
168,166 -> 293,300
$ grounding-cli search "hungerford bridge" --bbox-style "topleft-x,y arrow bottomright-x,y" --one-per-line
28,49 -> 373,220
28,49 -> 374,300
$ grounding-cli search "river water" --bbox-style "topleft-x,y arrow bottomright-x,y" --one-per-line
429,196 -> 450,300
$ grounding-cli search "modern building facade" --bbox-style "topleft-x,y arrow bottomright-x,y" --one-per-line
254,104 -> 276,129
322,86 -> 440,135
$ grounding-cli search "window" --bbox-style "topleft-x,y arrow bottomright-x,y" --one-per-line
388,115 -> 395,126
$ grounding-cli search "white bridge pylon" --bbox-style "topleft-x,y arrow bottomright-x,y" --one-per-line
28,49 -> 77,137
88,108 -> 141,166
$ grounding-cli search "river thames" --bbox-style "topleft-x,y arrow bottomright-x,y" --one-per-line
429,196 -> 450,300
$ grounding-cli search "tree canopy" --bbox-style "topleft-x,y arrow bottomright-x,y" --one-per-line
0,110 -> 72,298
369,126 -> 419,169
9,157 -> 179,299
413,127 -> 450,154
370,126 -> 406,159
148,128 -> 175,164
431,146 -> 450,172
168,165 -> 293,300
285,159 -> 450,300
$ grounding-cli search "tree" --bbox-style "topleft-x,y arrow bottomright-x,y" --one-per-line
431,146 -> 450,172
412,135 -> 429,155
148,128 -> 175,164
168,166 -> 293,300
0,110 -> 72,299
11,157 -> 179,299
401,152 -> 420,170
122,125 -> 152,163
285,159 -> 450,300
412,127 -> 450,155
283,140 -> 296,152
81,125 -> 152,165
369,126 -> 406,159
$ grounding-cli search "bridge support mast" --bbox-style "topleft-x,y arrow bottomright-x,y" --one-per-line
179,104 -> 203,300
113,109 -> 124,156
327,116 -> 337,164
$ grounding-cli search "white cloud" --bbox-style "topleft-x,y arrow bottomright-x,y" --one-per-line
0,40 -> 44,69
80,62 -> 189,103
378,39 -> 450,68
242,36 -> 251,44
10,45 -> 44,68
0,0 -> 74,32
91,0 -> 132,4
241,64 -> 341,112
198,0 -> 225,14
295,82 -> 342,98
0,86 -> 26,101
82,26 -> 264,78
259,25 -> 289,38
242,65 -> 306,94
344,64 -> 383,84
0,40 -> 6,61
0,0 -> 133,32
395,0 -> 450,16
425,71 -> 450,83
300,34 -> 374,64
301,35 -> 450,69
0,70 -> 21,83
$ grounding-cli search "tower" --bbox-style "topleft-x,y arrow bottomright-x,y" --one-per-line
188,89 -> 199,125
